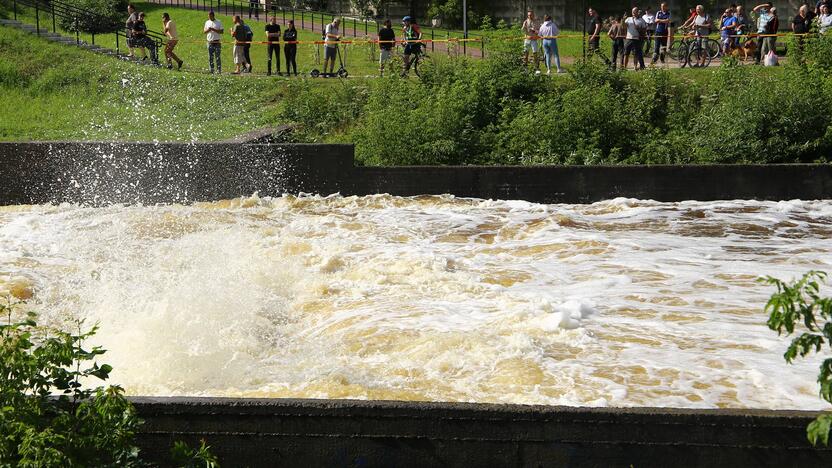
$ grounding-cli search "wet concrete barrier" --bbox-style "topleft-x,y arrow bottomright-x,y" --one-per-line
1,142 -> 830,204
132,397 -> 832,467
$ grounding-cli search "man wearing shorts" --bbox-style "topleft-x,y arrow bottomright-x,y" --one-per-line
162,13 -> 183,70
624,7 -> 646,70
378,19 -> 395,76
402,16 -> 422,75
522,10 -> 540,68
324,18 -> 341,75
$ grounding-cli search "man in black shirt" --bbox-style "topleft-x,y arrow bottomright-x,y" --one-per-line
378,19 -> 396,76
265,17 -> 281,76
587,7 -> 602,53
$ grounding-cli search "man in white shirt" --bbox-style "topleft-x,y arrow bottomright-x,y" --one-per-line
624,7 -> 646,70
203,10 -> 224,74
521,10 -> 540,69
324,18 -> 341,75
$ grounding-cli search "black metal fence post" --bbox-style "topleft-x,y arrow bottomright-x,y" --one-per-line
13,0 -> 17,21
35,1 -> 40,35
431,28 -> 434,52
51,2 -> 56,33
116,31 -> 119,54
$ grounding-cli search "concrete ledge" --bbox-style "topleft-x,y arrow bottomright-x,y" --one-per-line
1,142 -> 831,204
131,397 -> 832,467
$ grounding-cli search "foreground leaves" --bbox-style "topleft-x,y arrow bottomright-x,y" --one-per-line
762,271 -> 832,446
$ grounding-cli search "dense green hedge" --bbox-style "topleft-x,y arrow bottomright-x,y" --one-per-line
280,36 -> 832,166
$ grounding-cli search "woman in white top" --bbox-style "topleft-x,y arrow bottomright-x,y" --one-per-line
538,15 -> 564,74
162,13 -> 183,70
819,4 -> 832,33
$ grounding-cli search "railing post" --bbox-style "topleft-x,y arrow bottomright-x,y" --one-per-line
352,17 -> 355,36
92,32 -> 95,45
431,28 -> 434,52
481,37 -> 485,59
51,2 -> 55,33
116,31 -> 120,54
301,10 -> 304,30
35,1 -> 40,36
13,0 -> 17,21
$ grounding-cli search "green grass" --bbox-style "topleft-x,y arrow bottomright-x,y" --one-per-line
0,24 -> 286,141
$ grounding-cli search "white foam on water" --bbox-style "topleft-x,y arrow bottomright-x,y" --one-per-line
0,195 -> 830,408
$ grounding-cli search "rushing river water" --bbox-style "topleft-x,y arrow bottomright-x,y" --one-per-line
1,195 -> 831,409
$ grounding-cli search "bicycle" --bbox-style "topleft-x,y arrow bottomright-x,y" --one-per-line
385,44 -> 430,78
668,29 -> 720,68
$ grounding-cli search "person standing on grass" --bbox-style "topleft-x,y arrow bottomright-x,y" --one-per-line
756,5 -> 779,61
720,8 -> 738,56
792,4 -> 813,54
283,20 -> 298,76
125,4 -> 144,59
232,16 -> 249,74
751,3 -> 773,65
162,13 -> 183,70
242,19 -> 254,72
378,19 -> 396,76
608,15 -> 625,70
735,5 -> 751,47
324,18 -> 341,75
204,10 -> 224,74
538,14 -> 564,74
522,10 -> 540,69
401,16 -> 422,75
820,4 -> 832,33
691,4 -> 712,67
133,12 -> 159,65
642,6 -> 656,52
652,2 -> 670,64
249,0 -> 259,20
623,7 -> 646,70
265,16 -> 281,76
587,8 -> 602,55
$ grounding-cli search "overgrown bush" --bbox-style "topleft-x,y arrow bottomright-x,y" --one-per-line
0,300 -> 141,465
58,0 -> 127,34
279,47 -> 832,166
0,299 -> 219,466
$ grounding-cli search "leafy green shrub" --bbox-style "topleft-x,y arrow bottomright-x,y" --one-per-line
0,300 -> 141,466
279,80 -> 368,142
58,0 -> 128,34
762,271 -> 832,446
0,299 -> 220,466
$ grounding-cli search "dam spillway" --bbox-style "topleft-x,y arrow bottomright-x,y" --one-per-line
1,142 -> 831,466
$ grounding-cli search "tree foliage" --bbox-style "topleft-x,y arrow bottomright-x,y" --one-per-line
0,299 -> 220,466
0,299 -> 142,466
762,271 -> 832,446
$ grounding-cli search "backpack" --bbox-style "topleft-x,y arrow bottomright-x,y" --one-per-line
244,24 -> 253,42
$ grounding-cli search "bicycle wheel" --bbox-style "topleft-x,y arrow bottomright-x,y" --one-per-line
413,53 -> 432,78
687,44 -> 712,68
705,38 -> 721,60
668,40 -> 688,67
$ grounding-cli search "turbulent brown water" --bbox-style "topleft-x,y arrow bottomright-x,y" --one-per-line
1,195 -> 830,409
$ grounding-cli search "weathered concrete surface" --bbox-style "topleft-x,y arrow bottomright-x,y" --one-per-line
131,397 -> 832,467
1,142 -> 831,205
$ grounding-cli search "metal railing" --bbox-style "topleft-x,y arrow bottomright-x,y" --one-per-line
7,0 -> 166,54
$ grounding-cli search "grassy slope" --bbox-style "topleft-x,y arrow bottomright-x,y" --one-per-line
0,24 -> 285,141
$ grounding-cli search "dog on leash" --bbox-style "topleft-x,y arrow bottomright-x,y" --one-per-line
730,38 -> 756,61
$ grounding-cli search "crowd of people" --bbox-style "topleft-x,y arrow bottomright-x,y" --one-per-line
123,4 -> 425,76
525,2 -> 832,72
121,3 -> 832,76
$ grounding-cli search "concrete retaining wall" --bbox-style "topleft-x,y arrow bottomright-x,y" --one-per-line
132,397 -> 832,467
1,142 -> 830,204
